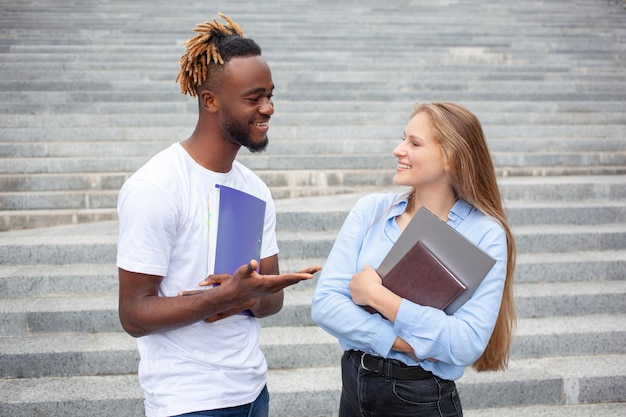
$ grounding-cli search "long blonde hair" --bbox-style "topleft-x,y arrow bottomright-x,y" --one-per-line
411,102 -> 516,372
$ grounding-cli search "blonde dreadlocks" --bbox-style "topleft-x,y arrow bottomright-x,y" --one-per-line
176,13 -> 259,97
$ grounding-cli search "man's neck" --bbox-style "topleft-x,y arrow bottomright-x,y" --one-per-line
181,132 -> 240,173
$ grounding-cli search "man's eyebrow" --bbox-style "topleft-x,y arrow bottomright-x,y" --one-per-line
244,85 -> 274,95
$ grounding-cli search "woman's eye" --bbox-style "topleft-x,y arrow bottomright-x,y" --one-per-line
401,137 -> 419,146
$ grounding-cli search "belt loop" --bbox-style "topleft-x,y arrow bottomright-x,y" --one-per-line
376,357 -> 384,375
385,358 -> 393,382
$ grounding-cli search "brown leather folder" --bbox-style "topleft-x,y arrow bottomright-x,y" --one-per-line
372,207 -> 496,315
363,240 -> 466,315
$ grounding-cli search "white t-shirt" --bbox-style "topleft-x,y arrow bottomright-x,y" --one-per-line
116,143 -> 279,417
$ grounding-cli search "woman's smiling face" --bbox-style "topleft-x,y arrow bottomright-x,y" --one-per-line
392,111 -> 449,190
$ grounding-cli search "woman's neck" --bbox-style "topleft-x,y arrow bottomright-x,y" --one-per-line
407,190 -> 457,222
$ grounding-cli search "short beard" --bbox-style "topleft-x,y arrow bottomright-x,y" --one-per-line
222,114 -> 269,153
242,136 -> 269,153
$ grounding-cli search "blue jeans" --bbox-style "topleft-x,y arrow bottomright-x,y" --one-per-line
172,385 -> 269,417
339,351 -> 463,417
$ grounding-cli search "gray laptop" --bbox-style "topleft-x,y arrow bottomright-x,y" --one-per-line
377,206 -> 496,314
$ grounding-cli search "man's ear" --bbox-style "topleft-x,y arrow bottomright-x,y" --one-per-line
199,89 -> 219,113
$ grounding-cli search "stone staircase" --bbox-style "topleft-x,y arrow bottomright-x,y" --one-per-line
1,0 -> 626,416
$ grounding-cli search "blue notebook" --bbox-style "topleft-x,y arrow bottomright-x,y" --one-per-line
213,184 -> 266,275
208,185 -> 266,319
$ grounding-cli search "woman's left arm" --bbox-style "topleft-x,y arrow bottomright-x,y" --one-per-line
391,223 -> 508,366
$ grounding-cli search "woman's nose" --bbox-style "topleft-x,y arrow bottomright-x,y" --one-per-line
393,143 -> 405,156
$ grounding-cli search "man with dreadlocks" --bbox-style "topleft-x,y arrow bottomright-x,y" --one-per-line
116,13 -> 320,417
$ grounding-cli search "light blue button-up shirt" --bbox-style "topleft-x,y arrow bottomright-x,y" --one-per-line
311,192 -> 508,381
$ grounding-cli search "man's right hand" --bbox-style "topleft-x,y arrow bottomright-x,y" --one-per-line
177,260 -> 321,322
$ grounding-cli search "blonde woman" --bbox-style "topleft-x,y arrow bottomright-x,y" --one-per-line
312,102 -> 516,417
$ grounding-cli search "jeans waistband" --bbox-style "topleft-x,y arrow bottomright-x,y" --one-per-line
349,350 -> 434,381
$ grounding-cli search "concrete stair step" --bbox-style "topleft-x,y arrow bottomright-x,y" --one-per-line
2,221 -> 623,265
271,354 -> 626,415
515,250 -> 626,282
0,221 -> 119,266
3,136 -> 625,159
0,354 -> 623,417
2,123 -> 625,142
0,208 -> 118,232
511,314 -> 626,359
0,263 -> 118,298
0,192 -> 624,261
3,174 -> 626,210
270,176 -> 626,206
0,172 -> 127,192
2,110 -> 625,130
5,52 -> 616,72
3,164 -> 624,194
0,156 -> 149,174
4,45 -> 625,61
2,171 -> 626,195
0,326 -> 339,379
0,194 -> 626,232
514,280 -> 626,318
511,223 -> 626,253
2,177 -> 626,230
0,374 -> 145,417
456,354 -> 626,409
498,175 -> 626,200
5,90 -> 624,105
268,281 -> 626,325
277,223 -> 626,259
465,403 -> 626,417
1,314 -> 624,378
0,249 -> 624,299
276,198 -> 626,230
2,149 -> 624,169
0,190 -> 118,211
1,154 -> 624,176
494,166 -> 626,176
1,100 -> 624,116
2,281 -> 625,334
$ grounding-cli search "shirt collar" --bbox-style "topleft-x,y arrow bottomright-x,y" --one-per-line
387,195 -> 409,220
388,194 -> 474,227
448,199 -> 473,227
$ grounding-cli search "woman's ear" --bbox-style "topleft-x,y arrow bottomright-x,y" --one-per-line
199,89 -> 219,113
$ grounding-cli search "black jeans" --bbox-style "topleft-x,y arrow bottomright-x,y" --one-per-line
339,351 -> 463,417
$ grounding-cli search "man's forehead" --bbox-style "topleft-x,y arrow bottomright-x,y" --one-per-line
223,56 -> 273,90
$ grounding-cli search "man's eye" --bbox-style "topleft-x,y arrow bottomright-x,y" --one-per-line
247,95 -> 273,103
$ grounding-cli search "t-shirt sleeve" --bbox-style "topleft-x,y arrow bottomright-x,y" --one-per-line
116,178 -> 179,277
